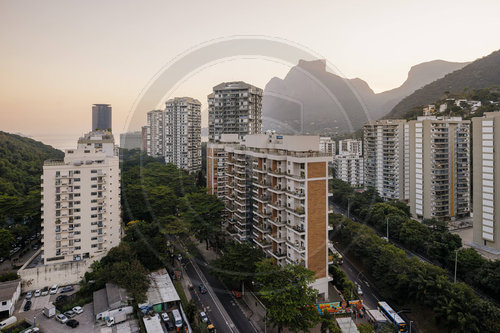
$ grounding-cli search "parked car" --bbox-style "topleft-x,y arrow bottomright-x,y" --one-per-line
41,287 -> 49,296
66,319 -> 79,328
56,295 -> 67,303
177,254 -> 183,261
24,300 -> 32,311
199,284 -> 207,294
56,314 -> 68,324
64,310 -> 76,318
34,289 -> 41,297
32,245 -> 39,250
26,291 -> 33,300
49,285 -> 58,294
161,312 -> 174,330
200,311 -> 208,323
160,312 -> 169,322
60,286 -> 74,293
72,306 -> 83,314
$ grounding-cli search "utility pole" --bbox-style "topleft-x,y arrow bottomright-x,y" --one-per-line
347,197 -> 351,219
410,320 -> 413,333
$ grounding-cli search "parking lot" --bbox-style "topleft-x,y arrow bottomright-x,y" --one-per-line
15,285 -> 139,333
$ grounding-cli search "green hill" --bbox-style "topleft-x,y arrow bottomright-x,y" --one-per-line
0,131 -> 63,195
0,131 -> 63,224
386,49 -> 500,119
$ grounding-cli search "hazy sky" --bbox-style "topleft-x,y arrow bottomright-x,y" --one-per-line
1,0 -> 499,149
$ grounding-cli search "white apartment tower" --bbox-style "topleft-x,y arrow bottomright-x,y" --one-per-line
472,112 -> 500,252
338,139 -> 362,156
363,120 -> 409,201
333,155 -> 364,187
319,137 -> 336,155
222,134 -> 332,299
409,116 -> 470,220
41,131 -> 122,264
146,110 -> 164,157
208,81 -> 263,142
164,97 -> 202,172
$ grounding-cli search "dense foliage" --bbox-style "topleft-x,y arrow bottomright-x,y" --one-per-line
331,213 -> 500,333
331,178 -> 500,304
210,242 -> 265,289
0,132 -> 63,258
256,259 -> 320,333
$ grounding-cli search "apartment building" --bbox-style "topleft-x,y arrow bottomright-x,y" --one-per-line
363,119 -> 409,200
319,137 -> 336,155
222,134 -> 332,299
208,81 -> 263,142
164,97 -> 202,172
206,134 -> 240,198
338,139 -> 362,156
119,131 -> 142,150
409,116 -> 470,220
333,154 -> 364,187
146,110 -> 164,157
472,112 -> 500,252
41,130 -> 122,264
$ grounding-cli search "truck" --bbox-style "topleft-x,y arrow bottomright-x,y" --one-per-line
105,306 -> 133,326
106,311 -> 127,327
43,303 -> 56,318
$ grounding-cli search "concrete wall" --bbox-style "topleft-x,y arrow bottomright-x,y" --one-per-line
18,251 -> 106,291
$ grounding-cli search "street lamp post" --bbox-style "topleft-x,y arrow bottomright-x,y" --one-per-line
386,217 -> 389,241
454,249 -> 458,283
410,320 -> 413,333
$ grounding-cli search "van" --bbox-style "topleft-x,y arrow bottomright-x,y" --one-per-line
171,309 -> 182,328
0,316 -> 17,329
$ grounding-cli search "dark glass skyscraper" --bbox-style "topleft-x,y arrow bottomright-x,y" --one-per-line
92,104 -> 112,131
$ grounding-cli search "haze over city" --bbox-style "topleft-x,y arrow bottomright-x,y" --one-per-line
1,0 -> 500,148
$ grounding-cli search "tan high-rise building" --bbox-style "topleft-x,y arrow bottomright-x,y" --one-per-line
206,134 -> 240,198
208,81 -> 262,142
146,110 -> 164,157
363,119 -> 409,200
221,134 -> 332,299
41,131 -> 122,264
472,112 -> 500,252
409,116 -> 470,220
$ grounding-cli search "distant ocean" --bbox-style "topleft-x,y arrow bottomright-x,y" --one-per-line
30,133 -> 81,151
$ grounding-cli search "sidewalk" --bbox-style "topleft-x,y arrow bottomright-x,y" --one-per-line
194,241 -> 267,333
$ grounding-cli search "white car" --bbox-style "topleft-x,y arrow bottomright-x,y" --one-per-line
49,285 -> 58,295
199,311 -> 208,323
34,289 -> 41,297
56,314 -> 68,324
161,312 -> 169,321
357,285 -> 363,296
26,291 -> 33,300
72,306 -> 83,314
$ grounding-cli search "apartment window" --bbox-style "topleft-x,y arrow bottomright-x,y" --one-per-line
91,170 -> 98,173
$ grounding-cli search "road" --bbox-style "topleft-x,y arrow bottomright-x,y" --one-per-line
183,255 -> 257,333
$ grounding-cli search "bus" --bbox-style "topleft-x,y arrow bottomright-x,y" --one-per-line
378,301 -> 407,332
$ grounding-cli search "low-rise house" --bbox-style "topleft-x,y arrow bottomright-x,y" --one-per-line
0,279 -> 21,318
93,283 -> 132,320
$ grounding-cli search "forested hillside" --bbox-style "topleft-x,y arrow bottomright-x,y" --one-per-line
0,131 -> 63,222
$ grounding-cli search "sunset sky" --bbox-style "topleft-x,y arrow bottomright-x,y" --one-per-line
1,0 -> 499,149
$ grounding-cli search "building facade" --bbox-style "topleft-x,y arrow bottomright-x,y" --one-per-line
206,134 -> 240,199
92,104 -> 112,132
164,97 -> 202,172
220,134 -> 332,299
208,81 -> 263,142
408,116 -> 470,220
338,139 -> 362,156
472,112 -> 500,252
319,137 -> 336,155
146,110 -> 164,157
41,131 -> 122,264
333,154 -> 364,187
363,119 -> 409,201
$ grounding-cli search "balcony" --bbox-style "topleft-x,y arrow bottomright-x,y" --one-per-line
287,224 -> 306,236
268,233 -> 286,244
268,217 -> 285,227
287,240 -> 306,253
254,237 -> 271,249
269,250 -> 286,260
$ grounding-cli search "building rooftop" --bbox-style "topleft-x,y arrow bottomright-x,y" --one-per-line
142,314 -> 163,333
142,269 -> 180,307
93,288 -> 108,316
106,282 -> 132,308
336,317 -> 360,333
0,279 -> 20,301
